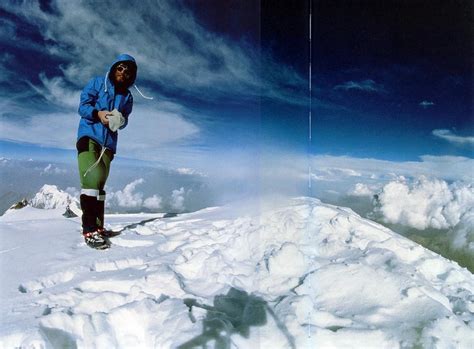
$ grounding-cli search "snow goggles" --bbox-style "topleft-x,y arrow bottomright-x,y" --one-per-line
115,63 -> 134,76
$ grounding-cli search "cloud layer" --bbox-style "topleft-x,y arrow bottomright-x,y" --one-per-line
1,0 -> 305,105
375,177 -> 473,230
0,96 -> 201,163
311,155 -> 474,186
108,179 -> 150,209
170,187 -> 186,212
373,177 -> 473,250
432,129 -> 474,146
419,100 -> 435,109
105,179 -> 189,212
334,79 -> 385,93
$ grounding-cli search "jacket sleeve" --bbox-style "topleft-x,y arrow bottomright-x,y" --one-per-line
119,93 -> 133,130
78,78 -> 100,121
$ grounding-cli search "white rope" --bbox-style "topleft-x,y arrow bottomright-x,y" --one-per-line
134,84 -> 154,100
83,146 -> 107,178
104,71 -> 109,92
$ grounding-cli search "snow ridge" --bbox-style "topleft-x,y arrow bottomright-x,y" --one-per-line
0,197 -> 472,348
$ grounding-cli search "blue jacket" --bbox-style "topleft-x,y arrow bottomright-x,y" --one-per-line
77,54 -> 136,153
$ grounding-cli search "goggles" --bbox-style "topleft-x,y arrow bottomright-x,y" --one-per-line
115,63 -> 134,76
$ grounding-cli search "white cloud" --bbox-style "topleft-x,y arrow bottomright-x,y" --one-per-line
312,167 -> 362,181
374,177 -> 474,231
432,129 -> 474,146
111,178 -> 145,208
450,209 -> 474,250
311,155 -> 474,183
117,103 -> 200,157
107,179 -> 164,210
143,195 -> 162,210
419,100 -> 435,109
334,79 -> 385,93
41,164 -> 67,175
65,187 -> 80,198
348,183 -> 377,197
184,151 -> 474,205
0,97 -> 200,160
2,0 -> 305,105
0,111 -> 77,149
297,154 -> 474,202
170,187 -> 186,212
28,74 -> 80,109
175,167 -> 205,176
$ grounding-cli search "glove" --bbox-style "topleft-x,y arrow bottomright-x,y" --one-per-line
107,109 -> 125,132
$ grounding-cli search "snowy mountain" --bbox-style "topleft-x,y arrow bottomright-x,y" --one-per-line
29,185 -> 77,210
5,184 -> 81,218
0,197 -> 472,348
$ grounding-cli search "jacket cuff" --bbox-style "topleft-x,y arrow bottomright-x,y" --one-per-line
92,109 -> 99,120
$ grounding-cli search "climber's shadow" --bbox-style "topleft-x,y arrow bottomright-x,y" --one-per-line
178,288 -> 295,349
178,288 -> 266,348
116,213 -> 178,233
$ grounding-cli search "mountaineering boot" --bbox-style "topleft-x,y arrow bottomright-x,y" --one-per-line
81,194 -> 110,249
97,227 -> 120,238
83,230 -> 110,250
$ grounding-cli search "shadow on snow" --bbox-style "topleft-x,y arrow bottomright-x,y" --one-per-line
178,288 -> 295,349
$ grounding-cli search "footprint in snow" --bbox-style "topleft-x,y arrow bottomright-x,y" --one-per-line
92,257 -> 146,272
19,270 -> 76,293
111,237 -> 154,248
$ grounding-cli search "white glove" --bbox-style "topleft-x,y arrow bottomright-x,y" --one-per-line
107,109 -> 125,132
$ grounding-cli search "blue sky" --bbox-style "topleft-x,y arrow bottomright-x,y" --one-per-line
0,0 -> 472,177
311,0 -> 473,160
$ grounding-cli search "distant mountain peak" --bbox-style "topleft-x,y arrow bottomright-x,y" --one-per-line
30,185 -> 76,210
3,185 -> 81,218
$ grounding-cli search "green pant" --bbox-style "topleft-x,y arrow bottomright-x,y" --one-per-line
77,137 -> 114,232
78,138 -> 113,191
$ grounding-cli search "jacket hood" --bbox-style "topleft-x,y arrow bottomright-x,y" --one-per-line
108,53 -> 137,87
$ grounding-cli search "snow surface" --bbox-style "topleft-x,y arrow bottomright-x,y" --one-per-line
0,196 -> 473,348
